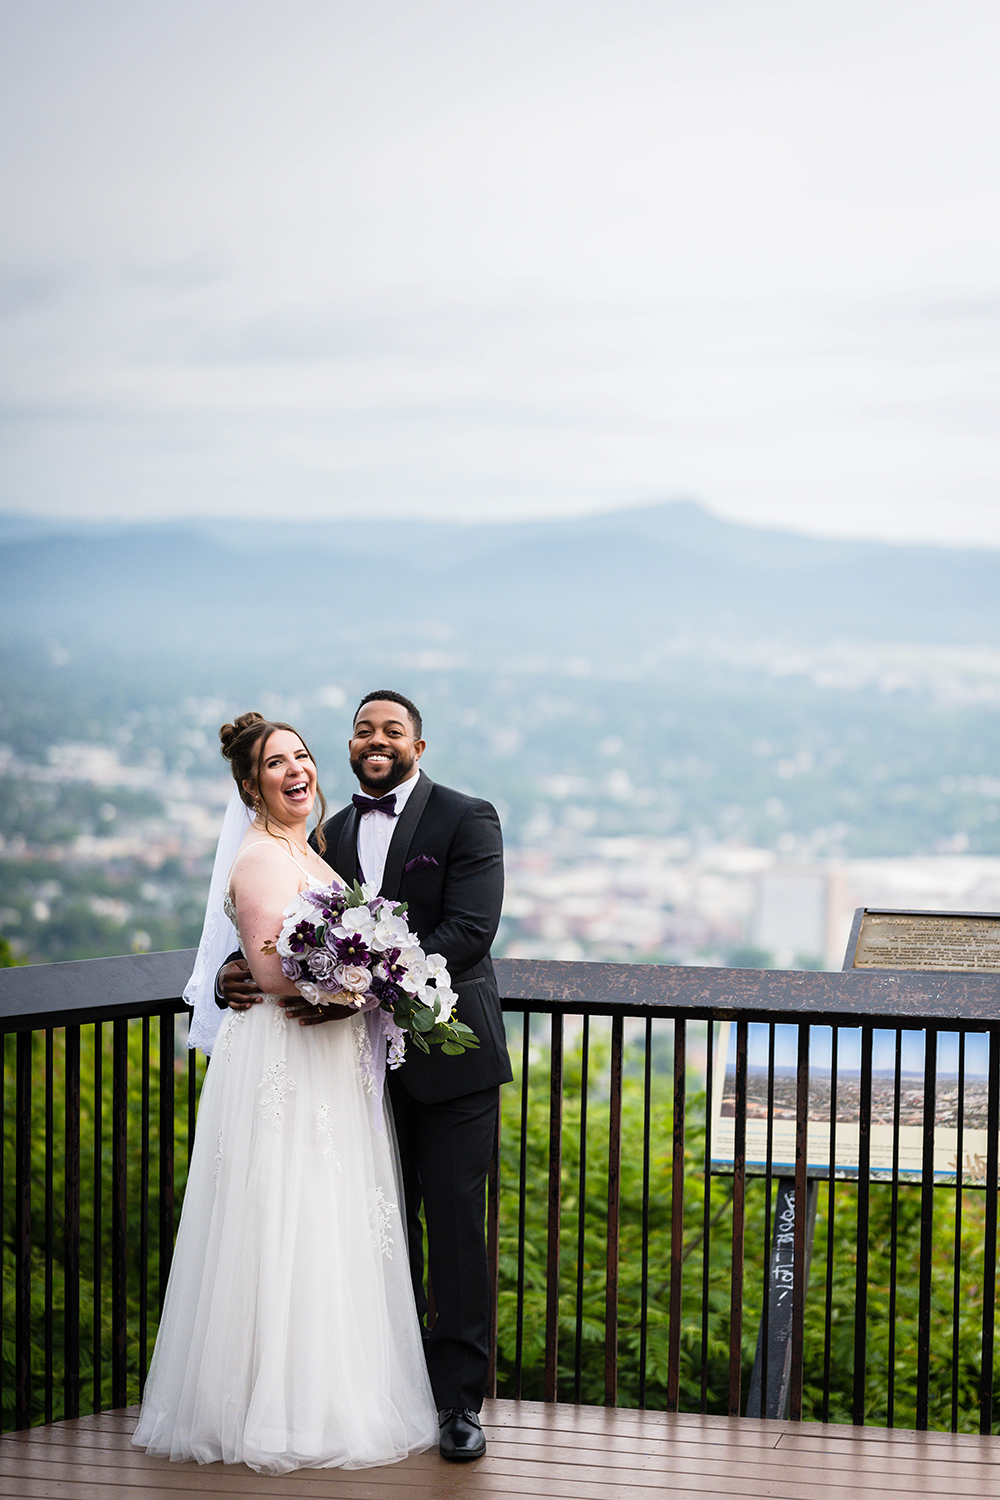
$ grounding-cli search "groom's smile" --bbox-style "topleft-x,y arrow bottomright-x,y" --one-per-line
349,699 -> 426,795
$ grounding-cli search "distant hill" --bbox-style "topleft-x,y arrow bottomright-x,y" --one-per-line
2,501 -> 999,662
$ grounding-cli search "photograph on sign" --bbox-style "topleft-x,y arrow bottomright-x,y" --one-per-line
710,1022 -> 993,1185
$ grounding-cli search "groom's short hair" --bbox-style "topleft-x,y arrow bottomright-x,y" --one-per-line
354,690 -> 422,739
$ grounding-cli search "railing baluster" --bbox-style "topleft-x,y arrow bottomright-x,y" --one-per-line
15,1031 -> 32,1429
887,1029 -> 903,1427
139,1016 -> 151,1393
543,1011 -> 563,1402
44,1029 -> 54,1425
759,1023 -> 777,1413
951,1032 -> 966,1433
93,1021 -> 103,1415
700,1020 -> 715,1414
789,1023 -> 810,1421
638,1016 -> 653,1409
821,1026 -> 839,1423
604,1014 -> 623,1406
158,1012 -> 175,1307
853,1026 -> 874,1425
666,1016 -> 686,1413
916,1027 -> 938,1430
572,1015 -> 590,1403
979,1026 -> 1000,1436
64,1024 -> 81,1420
728,1019 -> 748,1416
111,1018 -> 128,1408
512,1013 -> 530,1397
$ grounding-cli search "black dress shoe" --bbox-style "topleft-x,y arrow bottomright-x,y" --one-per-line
438,1407 -> 486,1461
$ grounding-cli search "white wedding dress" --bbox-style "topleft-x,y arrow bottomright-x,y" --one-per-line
133,878 -> 437,1474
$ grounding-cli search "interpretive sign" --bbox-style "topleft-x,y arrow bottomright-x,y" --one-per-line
851,909 -> 1000,973
711,909 -> 999,1186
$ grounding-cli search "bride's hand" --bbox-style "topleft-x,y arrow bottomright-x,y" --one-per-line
278,996 -> 356,1025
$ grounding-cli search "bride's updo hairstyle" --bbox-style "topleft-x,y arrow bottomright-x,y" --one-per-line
219,711 -> 328,853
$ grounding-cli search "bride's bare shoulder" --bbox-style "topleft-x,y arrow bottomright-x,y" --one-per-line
228,837 -> 292,886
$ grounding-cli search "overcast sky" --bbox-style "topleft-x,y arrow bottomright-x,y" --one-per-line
3,0 -> 1000,545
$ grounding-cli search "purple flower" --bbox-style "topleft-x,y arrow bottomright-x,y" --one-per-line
280,955 -> 301,982
371,973 -> 402,1006
288,920 -> 318,954
333,933 -> 370,965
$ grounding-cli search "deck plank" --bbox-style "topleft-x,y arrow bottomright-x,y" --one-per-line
2,1401 -> 1000,1500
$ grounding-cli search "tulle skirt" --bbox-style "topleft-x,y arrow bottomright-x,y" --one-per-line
133,1001 -> 437,1473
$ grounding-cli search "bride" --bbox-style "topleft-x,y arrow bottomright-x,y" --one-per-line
132,712 -> 437,1473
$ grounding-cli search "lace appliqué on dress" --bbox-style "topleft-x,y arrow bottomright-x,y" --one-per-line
368,1187 -> 396,1259
353,1015 -> 375,1095
220,1008 -> 246,1059
316,1103 -> 342,1171
258,1059 -> 296,1129
214,1131 -> 224,1181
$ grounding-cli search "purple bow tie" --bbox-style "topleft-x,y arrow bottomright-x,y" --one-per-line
352,792 -> 397,817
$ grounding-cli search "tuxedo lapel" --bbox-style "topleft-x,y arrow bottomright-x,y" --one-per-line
335,808 -> 361,884
380,772 -> 434,899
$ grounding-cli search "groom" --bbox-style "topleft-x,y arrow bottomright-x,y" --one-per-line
221,690 -> 511,1461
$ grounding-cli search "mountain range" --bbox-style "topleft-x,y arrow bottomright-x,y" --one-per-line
2,501 -> 999,664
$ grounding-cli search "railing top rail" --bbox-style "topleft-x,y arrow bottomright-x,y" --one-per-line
2,948 -> 999,1034
0,947 -> 196,1032
494,957 -> 1000,1029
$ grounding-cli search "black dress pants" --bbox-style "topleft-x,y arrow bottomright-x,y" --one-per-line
386,1075 -> 499,1412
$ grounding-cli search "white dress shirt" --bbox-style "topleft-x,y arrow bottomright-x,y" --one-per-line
356,769 -> 420,892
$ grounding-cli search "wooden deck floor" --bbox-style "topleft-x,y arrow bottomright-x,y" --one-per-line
3,1399 -> 1000,1500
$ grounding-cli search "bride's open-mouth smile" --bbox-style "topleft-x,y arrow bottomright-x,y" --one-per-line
250,729 -> 318,819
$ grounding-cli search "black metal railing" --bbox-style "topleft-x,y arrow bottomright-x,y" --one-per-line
3,952 -> 999,1434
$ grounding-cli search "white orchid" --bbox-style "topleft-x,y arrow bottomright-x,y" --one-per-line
334,906 -> 376,942
372,912 -> 411,950
282,891 -> 317,924
399,959 -> 429,994
432,985 -> 458,1022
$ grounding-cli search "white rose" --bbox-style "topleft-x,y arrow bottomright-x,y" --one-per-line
334,963 -> 371,995
297,980 -> 323,1005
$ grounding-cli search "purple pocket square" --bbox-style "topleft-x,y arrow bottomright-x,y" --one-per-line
404,854 -> 439,873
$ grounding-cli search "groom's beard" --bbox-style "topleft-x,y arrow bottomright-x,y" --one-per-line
350,749 -> 416,795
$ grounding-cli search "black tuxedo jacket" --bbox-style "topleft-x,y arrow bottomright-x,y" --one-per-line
313,771 -> 513,1104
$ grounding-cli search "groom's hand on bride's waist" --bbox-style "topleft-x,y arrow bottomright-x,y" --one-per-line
217,958 -> 263,1010
278,995 -> 356,1025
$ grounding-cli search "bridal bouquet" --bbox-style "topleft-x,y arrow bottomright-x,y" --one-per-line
262,880 -> 479,1065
